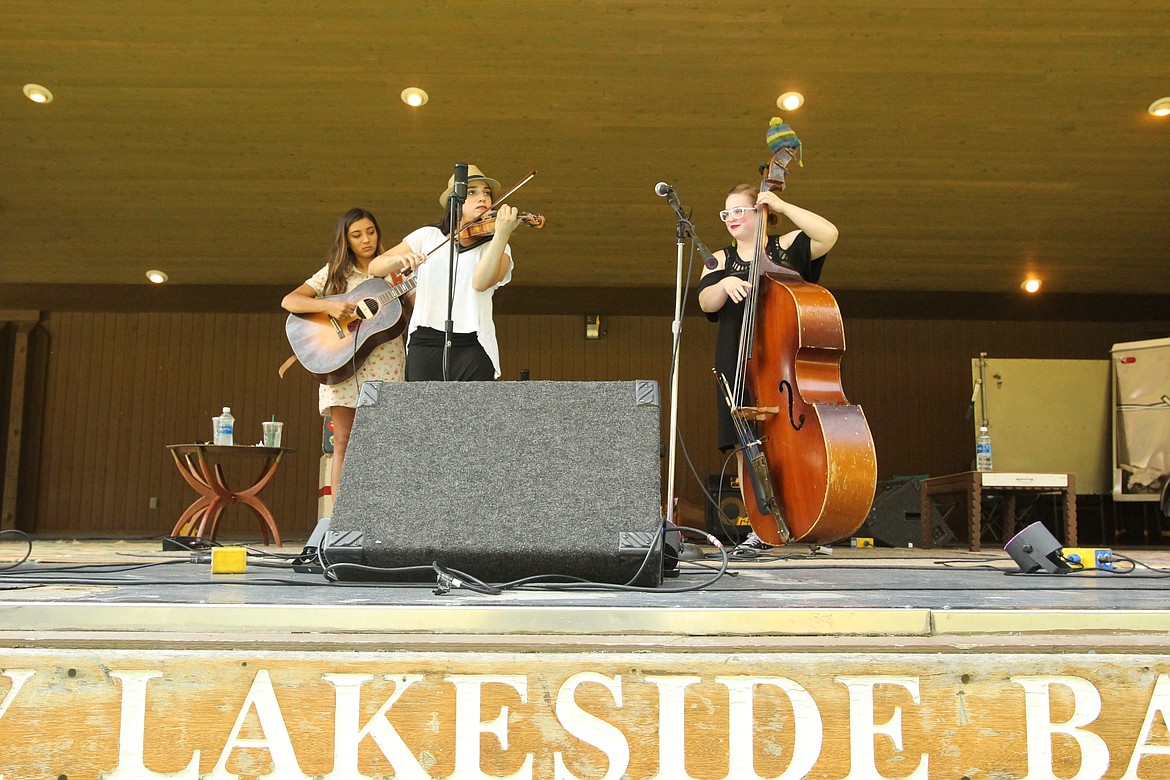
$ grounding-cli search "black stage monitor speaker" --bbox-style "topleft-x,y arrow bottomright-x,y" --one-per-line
1005,521 -> 1070,574
856,478 -> 955,548
323,380 -> 665,586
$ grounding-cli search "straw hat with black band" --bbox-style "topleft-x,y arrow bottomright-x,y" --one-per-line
438,164 -> 502,207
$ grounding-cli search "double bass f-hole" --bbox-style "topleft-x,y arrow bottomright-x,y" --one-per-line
778,380 -> 805,431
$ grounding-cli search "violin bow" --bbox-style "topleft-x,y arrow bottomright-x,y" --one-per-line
423,169 -> 538,259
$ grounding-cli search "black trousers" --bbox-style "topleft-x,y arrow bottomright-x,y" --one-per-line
406,327 -> 495,381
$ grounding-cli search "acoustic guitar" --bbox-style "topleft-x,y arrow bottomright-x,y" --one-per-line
285,275 -> 416,385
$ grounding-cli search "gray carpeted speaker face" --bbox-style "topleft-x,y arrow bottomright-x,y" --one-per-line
325,380 -> 664,586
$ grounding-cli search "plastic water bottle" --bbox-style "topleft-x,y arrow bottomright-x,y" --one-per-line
216,407 -> 235,446
976,425 -> 993,472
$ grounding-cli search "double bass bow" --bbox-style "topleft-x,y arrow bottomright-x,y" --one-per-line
720,118 -> 877,546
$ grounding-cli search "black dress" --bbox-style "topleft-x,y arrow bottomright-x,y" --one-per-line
696,232 -> 826,451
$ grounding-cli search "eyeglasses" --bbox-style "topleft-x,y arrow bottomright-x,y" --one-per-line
719,206 -> 755,222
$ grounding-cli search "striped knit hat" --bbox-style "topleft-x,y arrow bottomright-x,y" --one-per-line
766,116 -> 803,166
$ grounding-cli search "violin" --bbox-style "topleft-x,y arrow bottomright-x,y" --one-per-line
459,210 -> 546,242
422,170 -> 542,260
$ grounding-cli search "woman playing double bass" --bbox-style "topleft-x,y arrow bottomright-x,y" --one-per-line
697,184 -> 839,556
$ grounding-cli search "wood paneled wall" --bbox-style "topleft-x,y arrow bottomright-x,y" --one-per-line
18,311 -> 1170,541
31,312 -> 322,539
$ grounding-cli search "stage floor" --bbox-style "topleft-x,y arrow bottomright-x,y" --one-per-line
2,537 -> 1169,645
4,538 -> 1170,778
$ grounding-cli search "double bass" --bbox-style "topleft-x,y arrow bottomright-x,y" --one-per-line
719,126 -> 877,546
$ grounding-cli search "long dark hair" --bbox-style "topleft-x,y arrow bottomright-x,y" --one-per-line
432,201 -> 456,236
323,208 -> 384,296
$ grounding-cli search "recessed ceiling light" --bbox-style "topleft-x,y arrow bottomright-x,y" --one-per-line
776,91 -> 804,111
401,87 -> 428,107
1149,97 -> 1170,117
146,270 -> 169,284
1021,277 -> 1042,293
22,84 -> 53,104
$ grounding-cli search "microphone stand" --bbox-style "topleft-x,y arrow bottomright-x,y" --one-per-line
659,188 -> 716,533
443,168 -> 467,381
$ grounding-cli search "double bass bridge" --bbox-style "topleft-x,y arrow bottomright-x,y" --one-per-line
731,405 -> 779,422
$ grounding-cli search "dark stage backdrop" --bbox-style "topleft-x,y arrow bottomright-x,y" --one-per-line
10,309 -> 1170,540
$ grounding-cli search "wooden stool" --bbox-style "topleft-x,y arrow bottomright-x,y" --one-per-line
920,472 -> 1076,552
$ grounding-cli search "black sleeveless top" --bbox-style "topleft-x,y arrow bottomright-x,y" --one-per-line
696,232 -> 826,451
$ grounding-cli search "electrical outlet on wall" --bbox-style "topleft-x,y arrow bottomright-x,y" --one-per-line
148,497 -> 159,509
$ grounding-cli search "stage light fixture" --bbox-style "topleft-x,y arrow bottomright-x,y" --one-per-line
145,270 -> 169,284
1149,97 -> 1170,117
23,84 -> 53,104
777,91 -> 804,111
401,87 -> 429,107
1004,521 -> 1071,574
1021,277 -> 1041,293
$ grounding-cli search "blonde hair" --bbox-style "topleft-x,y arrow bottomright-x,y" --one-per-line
727,184 -> 779,228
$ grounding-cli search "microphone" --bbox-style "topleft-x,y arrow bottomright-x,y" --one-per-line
967,379 -> 981,420
453,162 -> 469,202
654,181 -> 716,267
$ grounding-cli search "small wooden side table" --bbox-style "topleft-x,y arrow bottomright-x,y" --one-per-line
920,471 -> 1077,552
167,444 -> 292,546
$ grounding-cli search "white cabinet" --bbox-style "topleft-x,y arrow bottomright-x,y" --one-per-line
1111,337 -> 1170,502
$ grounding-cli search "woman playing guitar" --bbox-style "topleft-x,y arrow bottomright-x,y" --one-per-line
696,184 -> 839,556
281,207 -> 425,501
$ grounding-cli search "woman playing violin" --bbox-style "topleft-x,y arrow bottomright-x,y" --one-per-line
371,164 -> 519,381
697,184 -> 839,554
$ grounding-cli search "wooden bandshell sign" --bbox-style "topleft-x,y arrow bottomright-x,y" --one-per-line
2,648 -> 1169,778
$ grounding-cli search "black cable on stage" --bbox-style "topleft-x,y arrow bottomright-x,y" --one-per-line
677,559 -> 740,576
322,561 -> 437,584
428,526 -> 732,595
0,575 -> 327,588
241,544 -> 307,560
0,558 -> 189,575
0,529 -> 33,570
1109,552 -> 1170,578
432,563 -> 503,595
318,525 -> 733,596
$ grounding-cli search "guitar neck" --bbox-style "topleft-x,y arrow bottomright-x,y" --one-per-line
373,274 -> 417,306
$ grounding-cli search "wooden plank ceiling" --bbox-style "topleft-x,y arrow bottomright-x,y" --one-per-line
2,0 -> 1168,295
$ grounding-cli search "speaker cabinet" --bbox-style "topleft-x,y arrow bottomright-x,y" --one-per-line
856,478 -> 954,547
704,474 -> 752,543
323,380 -> 665,586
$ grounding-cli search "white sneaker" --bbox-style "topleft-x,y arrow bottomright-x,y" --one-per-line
731,532 -> 774,558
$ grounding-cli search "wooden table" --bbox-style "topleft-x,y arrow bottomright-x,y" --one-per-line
920,471 -> 1077,551
167,444 -> 291,546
